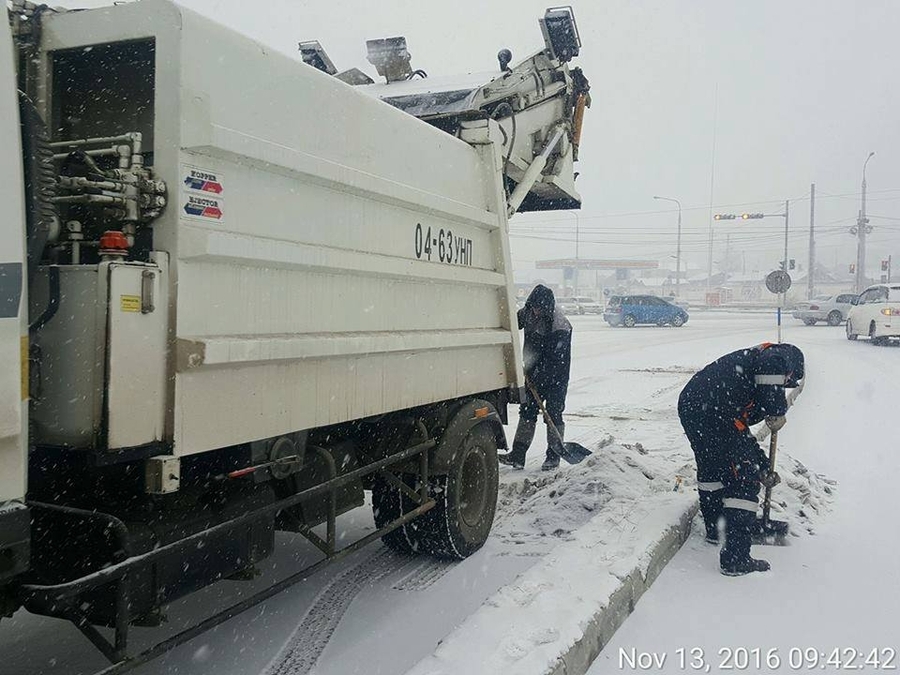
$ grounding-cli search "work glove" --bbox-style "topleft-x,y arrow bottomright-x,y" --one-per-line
765,415 -> 787,432
760,471 -> 781,488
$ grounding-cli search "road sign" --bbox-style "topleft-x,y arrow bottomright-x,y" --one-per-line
765,270 -> 792,294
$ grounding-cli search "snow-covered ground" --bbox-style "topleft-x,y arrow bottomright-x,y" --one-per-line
588,317 -> 900,674
0,311 -> 874,675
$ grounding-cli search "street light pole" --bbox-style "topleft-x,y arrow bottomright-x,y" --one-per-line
653,196 -> 682,297
856,152 -> 875,293
568,210 -> 580,296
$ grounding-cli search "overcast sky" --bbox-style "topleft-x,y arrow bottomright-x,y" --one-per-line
58,0 -> 900,277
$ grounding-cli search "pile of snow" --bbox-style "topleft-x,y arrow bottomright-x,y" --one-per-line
759,450 -> 836,538
408,432 -> 698,675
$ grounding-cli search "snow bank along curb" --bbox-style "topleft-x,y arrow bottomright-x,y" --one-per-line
404,477 -> 698,675
543,502 -> 697,675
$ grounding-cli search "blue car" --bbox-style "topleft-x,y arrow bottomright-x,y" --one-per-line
603,294 -> 689,327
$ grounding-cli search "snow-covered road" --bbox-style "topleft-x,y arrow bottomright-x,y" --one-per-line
589,316 -> 900,674
1,311 -> 878,675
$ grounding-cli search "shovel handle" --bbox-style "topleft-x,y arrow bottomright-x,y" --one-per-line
761,430 -> 778,525
524,376 -> 564,446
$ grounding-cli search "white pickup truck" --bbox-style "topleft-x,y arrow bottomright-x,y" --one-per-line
0,1 -> 590,670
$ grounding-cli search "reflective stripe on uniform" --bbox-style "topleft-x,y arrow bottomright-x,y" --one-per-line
697,481 -> 724,491
755,374 -> 786,385
723,498 -> 758,512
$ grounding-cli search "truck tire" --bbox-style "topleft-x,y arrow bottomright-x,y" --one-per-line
419,423 -> 498,559
371,473 -> 421,554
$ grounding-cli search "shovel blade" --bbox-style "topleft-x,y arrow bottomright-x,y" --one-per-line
550,441 -> 592,465
751,517 -> 790,545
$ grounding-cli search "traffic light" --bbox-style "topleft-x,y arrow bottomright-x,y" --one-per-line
714,214 -> 736,220
849,263 -> 856,274
789,259 -> 796,270
883,260 -> 890,271
779,261 -> 785,271
740,213 -> 765,220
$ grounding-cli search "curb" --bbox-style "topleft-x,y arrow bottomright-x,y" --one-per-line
544,503 -> 698,675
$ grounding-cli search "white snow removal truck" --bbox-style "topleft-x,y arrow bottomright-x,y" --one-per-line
0,0 -> 589,669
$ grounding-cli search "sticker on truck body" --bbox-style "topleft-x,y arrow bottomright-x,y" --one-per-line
120,295 -> 141,313
182,194 -> 224,221
181,164 -> 225,223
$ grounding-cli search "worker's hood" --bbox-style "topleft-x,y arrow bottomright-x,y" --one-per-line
524,284 -> 555,316
780,344 -> 805,387
762,343 -> 805,388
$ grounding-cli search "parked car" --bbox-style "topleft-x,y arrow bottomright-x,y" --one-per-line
571,296 -> 604,314
557,296 -> 581,315
603,295 -> 689,327
792,293 -> 856,326
846,284 -> 900,344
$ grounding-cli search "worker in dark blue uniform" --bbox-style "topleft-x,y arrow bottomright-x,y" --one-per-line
678,342 -> 804,576
499,284 -> 572,471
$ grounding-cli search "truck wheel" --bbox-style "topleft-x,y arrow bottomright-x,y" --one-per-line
420,424 -> 498,559
371,474 -> 421,554
827,311 -> 842,326
623,314 -> 636,327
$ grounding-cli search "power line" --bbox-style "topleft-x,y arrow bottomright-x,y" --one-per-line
509,188 -> 900,227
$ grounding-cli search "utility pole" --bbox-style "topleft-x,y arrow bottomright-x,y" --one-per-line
653,196 -> 682,297
706,84 -> 719,303
724,234 -> 731,276
574,211 -> 579,296
808,183 -> 815,299
783,200 -> 790,277
856,152 -> 875,292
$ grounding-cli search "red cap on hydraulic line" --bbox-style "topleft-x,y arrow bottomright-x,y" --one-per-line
99,230 -> 130,261
99,230 -> 129,252
100,230 -> 128,251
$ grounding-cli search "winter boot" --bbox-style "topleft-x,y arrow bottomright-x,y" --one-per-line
720,507 -> 770,576
698,487 -> 724,543
541,423 -> 563,471
498,418 -> 536,470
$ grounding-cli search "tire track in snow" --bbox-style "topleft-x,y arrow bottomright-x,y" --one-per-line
392,558 -> 459,591
262,547 -> 412,675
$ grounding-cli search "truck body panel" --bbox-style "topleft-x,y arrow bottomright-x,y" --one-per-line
0,17 -> 27,503
33,0 -> 521,457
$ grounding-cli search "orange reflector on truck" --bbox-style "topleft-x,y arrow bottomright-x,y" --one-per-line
474,407 -> 490,418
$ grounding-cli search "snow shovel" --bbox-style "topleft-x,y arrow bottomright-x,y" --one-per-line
753,429 -> 790,544
524,377 -> 592,465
